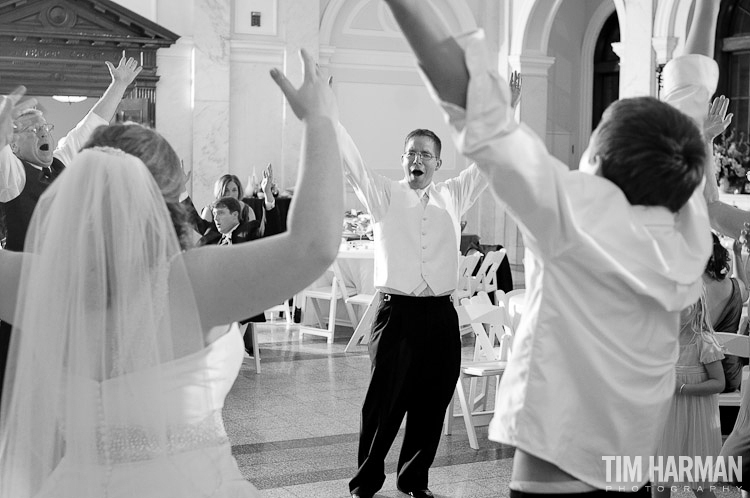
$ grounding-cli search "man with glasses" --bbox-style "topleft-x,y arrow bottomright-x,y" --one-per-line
0,56 -> 141,406
0,56 -> 141,252
340,84 -> 518,497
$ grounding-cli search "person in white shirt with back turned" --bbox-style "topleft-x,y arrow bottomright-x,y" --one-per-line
380,0 -> 717,495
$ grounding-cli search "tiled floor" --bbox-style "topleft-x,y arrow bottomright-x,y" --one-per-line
223,320 -> 742,498
224,320 -> 513,497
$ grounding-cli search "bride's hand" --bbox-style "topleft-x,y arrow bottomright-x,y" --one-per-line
270,49 -> 338,122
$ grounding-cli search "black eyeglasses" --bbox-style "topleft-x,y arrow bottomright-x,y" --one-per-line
402,151 -> 437,162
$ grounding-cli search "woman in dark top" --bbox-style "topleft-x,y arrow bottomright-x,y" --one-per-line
704,232 -> 749,392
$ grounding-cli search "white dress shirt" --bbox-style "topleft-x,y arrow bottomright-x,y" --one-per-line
0,112 -> 108,202
424,31 -> 712,488
339,125 -> 488,297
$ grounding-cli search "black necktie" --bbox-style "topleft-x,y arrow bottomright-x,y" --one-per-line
39,167 -> 52,184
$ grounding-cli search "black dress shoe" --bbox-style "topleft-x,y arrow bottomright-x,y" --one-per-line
398,487 -> 434,498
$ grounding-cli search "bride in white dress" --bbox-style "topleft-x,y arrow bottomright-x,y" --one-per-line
0,50 -> 341,498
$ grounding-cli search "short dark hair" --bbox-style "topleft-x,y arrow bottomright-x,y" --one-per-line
213,196 -> 242,215
404,129 -> 442,158
705,232 -> 731,281
593,97 -> 705,213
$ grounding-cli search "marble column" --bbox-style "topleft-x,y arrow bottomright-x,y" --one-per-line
278,0 -> 320,189
617,0 -> 656,99
499,54 -> 554,287
156,38 -> 194,192
191,0 -> 231,211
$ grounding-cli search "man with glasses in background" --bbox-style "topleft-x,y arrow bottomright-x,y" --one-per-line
339,85 -> 518,496
0,55 -> 141,405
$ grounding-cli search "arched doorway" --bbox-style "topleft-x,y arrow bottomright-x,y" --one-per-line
592,12 -> 620,130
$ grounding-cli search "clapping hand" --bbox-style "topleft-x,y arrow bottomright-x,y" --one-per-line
261,163 -> 275,199
704,95 -> 732,141
0,86 -> 35,151
510,71 -> 522,110
106,55 -> 142,87
270,49 -> 338,122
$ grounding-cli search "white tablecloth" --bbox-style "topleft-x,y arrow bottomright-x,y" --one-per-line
301,240 -> 375,326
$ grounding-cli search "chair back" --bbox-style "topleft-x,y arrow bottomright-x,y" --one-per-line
454,252 -> 482,301
456,295 -> 513,362
470,249 -> 507,298
504,288 -> 526,332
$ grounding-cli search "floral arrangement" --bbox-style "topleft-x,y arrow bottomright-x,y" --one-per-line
714,129 -> 750,194
343,209 -> 373,240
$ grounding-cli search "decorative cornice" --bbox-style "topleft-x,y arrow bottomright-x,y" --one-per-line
325,47 -> 415,72
229,39 -> 284,65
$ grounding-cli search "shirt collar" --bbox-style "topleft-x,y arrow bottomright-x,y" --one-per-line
414,183 -> 435,199
220,222 -> 240,240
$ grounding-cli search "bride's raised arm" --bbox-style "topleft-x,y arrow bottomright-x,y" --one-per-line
184,49 -> 344,328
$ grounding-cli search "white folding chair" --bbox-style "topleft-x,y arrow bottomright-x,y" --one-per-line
453,252 -> 482,303
717,332 -> 750,407
504,288 -> 526,333
239,322 -> 261,374
344,292 -> 380,352
444,295 -> 513,449
265,299 -> 293,324
469,249 -> 507,304
298,261 -> 359,343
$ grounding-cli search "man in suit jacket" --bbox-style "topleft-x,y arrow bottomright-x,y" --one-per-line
0,57 -> 142,409
197,196 -> 262,246
197,195 -> 283,355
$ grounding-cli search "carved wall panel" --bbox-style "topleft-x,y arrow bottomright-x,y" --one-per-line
0,0 -> 179,126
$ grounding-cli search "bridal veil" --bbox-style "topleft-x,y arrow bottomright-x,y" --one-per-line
0,147 -> 208,496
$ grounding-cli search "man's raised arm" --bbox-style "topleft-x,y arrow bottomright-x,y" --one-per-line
89,56 -> 142,122
383,0 -> 469,109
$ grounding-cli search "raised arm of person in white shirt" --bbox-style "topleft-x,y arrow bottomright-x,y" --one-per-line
0,56 -> 142,202
382,0 -> 567,256
679,0 -> 750,240
338,124 -> 392,222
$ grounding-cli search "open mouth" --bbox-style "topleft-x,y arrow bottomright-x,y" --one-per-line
411,169 -> 424,177
39,144 -> 50,152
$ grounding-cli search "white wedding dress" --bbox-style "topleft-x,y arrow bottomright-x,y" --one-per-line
34,326 -> 259,498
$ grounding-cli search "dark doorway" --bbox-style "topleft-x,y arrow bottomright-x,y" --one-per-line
717,0 -> 750,138
592,13 -> 620,131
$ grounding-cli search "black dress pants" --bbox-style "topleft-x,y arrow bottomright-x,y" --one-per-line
0,320 -> 11,409
349,294 -> 460,495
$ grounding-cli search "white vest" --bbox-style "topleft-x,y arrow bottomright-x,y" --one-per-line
374,181 -> 461,295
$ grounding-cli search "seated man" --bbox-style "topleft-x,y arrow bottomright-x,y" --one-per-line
198,196 -> 262,246
198,194 -> 282,356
